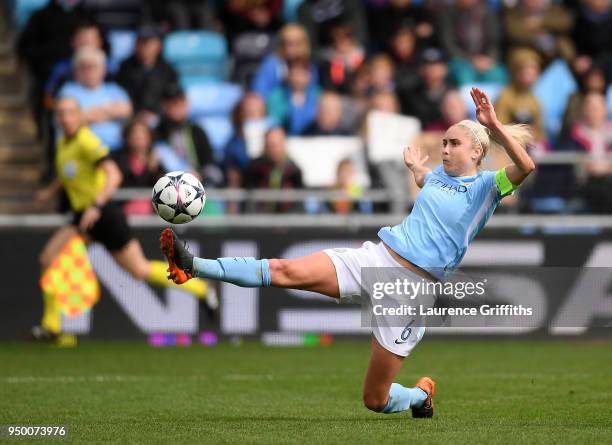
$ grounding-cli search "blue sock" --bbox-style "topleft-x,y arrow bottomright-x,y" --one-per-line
381,383 -> 427,414
192,257 -> 271,287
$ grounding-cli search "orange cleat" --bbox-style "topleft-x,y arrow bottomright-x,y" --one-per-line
160,228 -> 194,284
412,376 -> 435,418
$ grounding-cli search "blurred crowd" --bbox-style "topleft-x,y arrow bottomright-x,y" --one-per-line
11,0 -> 612,214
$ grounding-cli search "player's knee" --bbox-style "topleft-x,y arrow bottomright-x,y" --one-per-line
363,392 -> 388,412
127,263 -> 150,281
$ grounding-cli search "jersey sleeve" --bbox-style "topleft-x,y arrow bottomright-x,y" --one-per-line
81,130 -> 110,164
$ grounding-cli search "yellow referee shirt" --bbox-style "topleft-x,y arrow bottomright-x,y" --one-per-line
55,126 -> 109,212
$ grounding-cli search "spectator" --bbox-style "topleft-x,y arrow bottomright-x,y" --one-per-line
572,0 -> 612,77
495,49 -> 546,143
79,0 -> 143,30
567,93 -> 612,154
155,85 -> 222,185
243,127 -> 304,212
44,19 -> 107,102
42,19 -> 107,177
414,89 -> 470,168
425,89 -> 469,131
218,0 -> 283,44
225,93 -> 268,175
224,93 -> 268,214
113,118 -> 164,215
329,158 -> 370,214
369,54 -> 396,94
368,0 -> 436,50
387,24 -> 420,98
304,92 -> 353,136
400,47 -> 452,128
318,21 -> 365,93
297,0 -> 368,53
251,23 -> 317,99
17,0 -> 92,134
504,0 -> 575,65
561,66 -> 608,137
58,47 -> 132,151
439,0 -> 507,86
569,94 -> 612,212
267,60 -> 321,135
159,0 -> 217,31
115,25 -> 178,125
369,91 -> 401,114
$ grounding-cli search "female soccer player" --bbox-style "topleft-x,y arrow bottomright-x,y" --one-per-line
32,97 -> 215,342
160,87 -> 535,417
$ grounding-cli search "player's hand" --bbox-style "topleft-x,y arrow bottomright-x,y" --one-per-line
404,145 -> 429,171
79,206 -> 102,232
470,87 -> 500,129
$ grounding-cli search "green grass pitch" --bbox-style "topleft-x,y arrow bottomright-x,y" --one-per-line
1,339 -> 611,444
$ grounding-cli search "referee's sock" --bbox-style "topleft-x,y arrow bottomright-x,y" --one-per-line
147,260 -> 208,299
381,383 -> 428,414
192,257 -> 272,288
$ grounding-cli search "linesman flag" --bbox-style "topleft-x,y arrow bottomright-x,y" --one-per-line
40,235 -> 100,317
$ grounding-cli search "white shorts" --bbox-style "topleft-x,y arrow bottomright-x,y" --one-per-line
324,241 -> 427,357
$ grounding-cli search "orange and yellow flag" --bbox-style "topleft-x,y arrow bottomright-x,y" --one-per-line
40,235 -> 100,318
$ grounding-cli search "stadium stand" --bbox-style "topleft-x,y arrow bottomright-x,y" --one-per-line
163,30 -> 229,84
5,0 -> 612,215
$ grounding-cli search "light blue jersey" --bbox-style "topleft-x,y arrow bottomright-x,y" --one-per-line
378,165 -> 516,279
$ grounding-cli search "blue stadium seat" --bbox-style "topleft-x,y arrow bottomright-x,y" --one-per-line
533,59 -> 577,141
460,83 -> 503,119
283,0 -> 304,22
164,31 -> 228,82
14,0 -> 49,28
107,30 -> 137,70
187,82 -> 243,119
196,116 -> 234,158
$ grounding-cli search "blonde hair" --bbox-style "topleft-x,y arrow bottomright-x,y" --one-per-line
456,120 -> 534,167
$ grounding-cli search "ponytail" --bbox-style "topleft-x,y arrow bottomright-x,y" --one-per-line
457,120 -> 534,167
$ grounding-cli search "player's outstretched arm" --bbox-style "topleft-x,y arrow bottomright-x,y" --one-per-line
403,145 -> 431,188
470,87 -> 536,186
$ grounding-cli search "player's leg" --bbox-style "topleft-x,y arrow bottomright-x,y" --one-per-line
363,337 -> 435,417
160,228 -> 340,299
110,239 -> 210,301
89,201 -> 211,302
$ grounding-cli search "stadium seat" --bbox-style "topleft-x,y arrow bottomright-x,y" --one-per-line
533,59 -> 577,141
286,137 -> 370,188
196,116 -> 234,159
460,83 -> 503,119
187,82 -> 243,118
366,111 -> 421,163
283,0 -> 304,22
107,30 -> 136,71
164,31 -> 228,82
14,0 -> 49,28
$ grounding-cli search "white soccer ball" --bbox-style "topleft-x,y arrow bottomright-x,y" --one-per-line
151,171 -> 206,224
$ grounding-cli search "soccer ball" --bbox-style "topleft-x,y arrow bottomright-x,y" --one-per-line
152,171 -> 206,224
